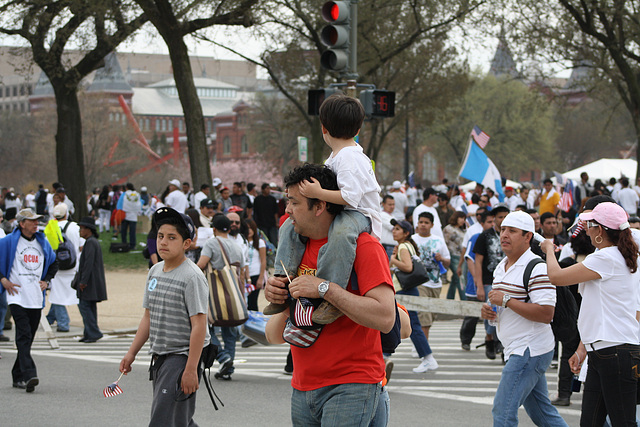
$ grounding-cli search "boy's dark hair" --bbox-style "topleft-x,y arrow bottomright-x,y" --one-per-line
543,178 -> 552,185
423,187 -> 437,199
261,182 -> 270,190
126,182 -> 134,191
382,194 -> 394,204
318,93 -> 365,140
156,216 -> 190,241
200,183 -> 210,191
247,183 -> 256,192
284,164 -> 345,216
479,210 -> 495,224
540,212 -> 555,224
418,212 -> 434,223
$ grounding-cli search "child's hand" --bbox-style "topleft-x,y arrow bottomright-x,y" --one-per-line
299,178 -> 323,199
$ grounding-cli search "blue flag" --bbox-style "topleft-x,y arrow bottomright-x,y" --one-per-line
458,139 -> 505,202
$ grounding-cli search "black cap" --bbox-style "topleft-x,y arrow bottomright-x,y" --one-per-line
200,198 -> 216,208
391,218 -> 414,235
153,207 -> 196,240
212,214 -> 231,232
490,203 -> 510,214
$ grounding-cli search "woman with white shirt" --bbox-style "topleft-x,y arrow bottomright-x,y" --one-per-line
542,202 -> 640,426
245,219 -> 267,311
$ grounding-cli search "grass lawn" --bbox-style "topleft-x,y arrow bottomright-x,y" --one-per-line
97,231 -> 149,271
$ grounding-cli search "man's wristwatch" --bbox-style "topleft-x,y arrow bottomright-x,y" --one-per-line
502,294 -> 511,308
318,281 -> 330,298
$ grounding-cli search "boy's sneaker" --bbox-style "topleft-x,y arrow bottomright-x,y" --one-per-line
263,302 -> 288,316
218,356 -> 233,375
413,356 -> 438,373
311,301 -> 344,324
214,372 -> 232,381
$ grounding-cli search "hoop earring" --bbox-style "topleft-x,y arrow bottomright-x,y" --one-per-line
595,235 -> 603,245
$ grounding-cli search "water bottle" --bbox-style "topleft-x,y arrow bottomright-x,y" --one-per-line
488,304 -> 500,327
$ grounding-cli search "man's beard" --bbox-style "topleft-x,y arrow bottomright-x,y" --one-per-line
229,228 -> 239,236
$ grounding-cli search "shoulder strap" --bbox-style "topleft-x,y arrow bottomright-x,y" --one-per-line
62,221 -> 72,234
215,237 -> 232,268
522,258 -> 545,303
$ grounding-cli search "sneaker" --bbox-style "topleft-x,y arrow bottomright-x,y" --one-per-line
413,356 -> 438,373
218,356 -> 233,375
485,340 -> 496,360
25,377 -> 39,393
461,343 -> 470,351
214,372 -> 232,381
385,360 -> 394,384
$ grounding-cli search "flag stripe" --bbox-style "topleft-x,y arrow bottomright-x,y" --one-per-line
471,125 -> 490,149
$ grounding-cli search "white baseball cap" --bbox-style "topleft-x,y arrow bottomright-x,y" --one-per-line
168,179 -> 181,188
392,180 -> 402,189
53,203 -> 68,219
501,211 -> 535,233
212,177 -> 222,186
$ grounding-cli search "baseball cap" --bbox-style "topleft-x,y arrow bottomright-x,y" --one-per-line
579,202 -> 630,230
168,179 -> 181,188
212,177 -> 222,186
390,218 -> 413,235
16,208 -> 43,221
212,214 -> 231,232
200,198 -> 216,208
501,211 -> 534,233
152,207 -> 196,240
491,202 -> 511,214
392,180 -> 402,189
228,205 -> 243,213
52,203 -> 68,219
141,186 -> 147,192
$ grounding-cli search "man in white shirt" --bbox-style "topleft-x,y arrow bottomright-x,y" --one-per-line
165,179 -> 189,213
504,187 -> 519,212
193,184 -> 210,210
379,195 -> 396,259
404,183 -> 418,209
412,188 -> 443,238
389,181 -> 408,221
481,211 -> 567,427
119,183 -> 142,250
615,177 -> 639,216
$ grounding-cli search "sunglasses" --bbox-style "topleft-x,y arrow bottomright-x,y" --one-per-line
585,220 -> 600,229
230,220 -> 241,224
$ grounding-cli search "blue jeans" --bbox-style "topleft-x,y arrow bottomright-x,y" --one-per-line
291,382 -> 380,427
275,211 -> 371,288
120,219 -> 137,249
397,287 -> 431,357
370,386 -> 390,427
46,304 -> 70,330
210,326 -> 238,374
78,300 -> 103,341
446,255 -> 465,300
493,348 -> 568,427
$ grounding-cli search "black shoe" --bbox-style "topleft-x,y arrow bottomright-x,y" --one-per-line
0,335 -> 9,342
218,358 -> 233,375
3,322 -> 11,331
214,372 -> 232,381
485,340 -> 496,360
25,377 -> 39,393
283,365 -> 293,375
551,396 -> 571,406
241,337 -> 258,348
461,343 -> 470,351
56,328 -> 69,333
13,381 -> 27,389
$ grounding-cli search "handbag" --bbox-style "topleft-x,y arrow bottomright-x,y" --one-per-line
395,243 -> 429,291
206,238 -> 249,327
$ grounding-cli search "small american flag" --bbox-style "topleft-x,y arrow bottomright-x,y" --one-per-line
283,319 -> 321,348
294,298 -> 314,327
103,373 -> 124,397
558,179 -> 574,212
471,125 -> 490,149
245,282 -> 256,293
571,219 -> 585,238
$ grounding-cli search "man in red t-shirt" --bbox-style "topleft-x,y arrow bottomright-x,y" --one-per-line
265,164 -> 395,426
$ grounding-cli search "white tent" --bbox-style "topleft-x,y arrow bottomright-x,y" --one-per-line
562,159 -> 637,184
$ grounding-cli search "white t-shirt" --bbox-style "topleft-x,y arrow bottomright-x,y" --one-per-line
379,210 -> 395,246
579,247 -> 640,345
229,233 -> 250,269
165,189 -> 189,213
558,242 -> 574,261
196,226 -> 213,249
492,249 -> 556,360
405,187 -> 418,208
390,192 -> 408,221
0,228 -> 5,238
7,236 -> 46,309
411,233 -> 450,288
462,222 -> 483,248
247,239 -> 267,276
194,191 -> 208,209
412,204 -> 443,238
25,193 -> 35,209
506,195 -> 520,211
616,188 -> 639,215
450,195 -> 465,211
325,145 -> 382,240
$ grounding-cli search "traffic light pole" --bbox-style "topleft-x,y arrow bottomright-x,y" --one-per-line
348,0 -> 358,80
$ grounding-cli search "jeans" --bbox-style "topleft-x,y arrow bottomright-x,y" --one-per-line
10,304 -> 41,383
275,211 -> 370,289
557,334 -> 580,398
121,219 -> 137,249
46,303 -> 70,330
78,300 -> 103,341
291,382 -> 380,427
446,255 -> 465,300
370,386 -> 390,427
493,348 -> 568,427
581,344 -> 640,427
397,287 -> 431,357
210,326 -> 238,374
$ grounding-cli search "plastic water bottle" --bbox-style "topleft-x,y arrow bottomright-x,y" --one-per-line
488,304 -> 500,327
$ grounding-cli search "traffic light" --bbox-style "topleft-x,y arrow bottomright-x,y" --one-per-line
359,90 -> 396,118
308,88 -> 340,115
320,1 -> 351,72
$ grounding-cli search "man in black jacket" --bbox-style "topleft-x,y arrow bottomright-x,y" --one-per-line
76,217 -> 107,343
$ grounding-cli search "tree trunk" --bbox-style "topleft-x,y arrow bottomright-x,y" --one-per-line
54,84 -> 88,220
164,36 -> 211,188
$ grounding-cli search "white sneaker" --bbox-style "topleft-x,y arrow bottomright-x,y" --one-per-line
413,356 -> 438,373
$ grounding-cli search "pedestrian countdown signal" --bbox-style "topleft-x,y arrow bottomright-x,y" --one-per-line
359,90 -> 396,118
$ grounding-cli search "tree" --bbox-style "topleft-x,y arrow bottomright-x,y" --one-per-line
0,0 -> 147,218
133,0 -> 258,188
498,0 -> 640,177
425,75 -> 558,180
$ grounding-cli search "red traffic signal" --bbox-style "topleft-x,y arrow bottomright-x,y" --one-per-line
320,1 -> 350,72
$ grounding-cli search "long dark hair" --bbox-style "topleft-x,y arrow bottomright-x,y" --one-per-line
99,185 -> 110,200
603,227 -> 639,273
245,219 -> 261,250
396,228 -> 420,256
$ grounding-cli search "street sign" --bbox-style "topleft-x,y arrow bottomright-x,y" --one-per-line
298,136 -> 308,162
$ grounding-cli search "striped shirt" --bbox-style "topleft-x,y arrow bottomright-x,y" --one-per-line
492,249 -> 556,360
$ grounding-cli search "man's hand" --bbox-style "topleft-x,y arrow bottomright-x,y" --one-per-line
120,352 -> 135,374
289,275 -> 324,299
79,283 -> 87,291
434,252 -> 444,262
487,290 -> 505,307
481,303 -> 496,321
476,286 -> 485,302
1,278 -> 21,296
181,367 -> 199,395
39,281 -> 48,291
298,178 -> 323,199
265,276 -> 289,304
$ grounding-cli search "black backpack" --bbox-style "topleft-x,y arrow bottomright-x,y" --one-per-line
56,221 -> 77,270
523,258 -> 578,342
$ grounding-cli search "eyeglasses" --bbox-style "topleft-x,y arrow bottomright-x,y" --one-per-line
230,220 -> 241,224
585,220 -> 600,229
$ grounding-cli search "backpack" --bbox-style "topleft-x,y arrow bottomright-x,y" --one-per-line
56,221 -> 77,270
523,258 -> 579,342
